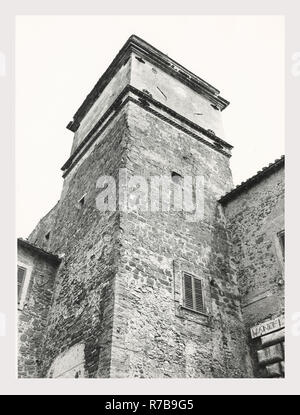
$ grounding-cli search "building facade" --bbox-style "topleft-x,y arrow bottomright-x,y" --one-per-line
17,36 -> 284,378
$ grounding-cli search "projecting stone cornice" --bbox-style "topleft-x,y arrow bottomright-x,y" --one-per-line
18,238 -> 61,264
61,85 -> 233,178
66,35 -> 230,133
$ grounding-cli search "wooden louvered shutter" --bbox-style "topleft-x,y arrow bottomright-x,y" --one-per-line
183,273 -> 205,313
194,277 -> 204,313
183,273 -> 194,309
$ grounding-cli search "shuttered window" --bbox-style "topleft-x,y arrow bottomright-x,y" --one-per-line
183,273 -> 205,313
18,266 -> 26,303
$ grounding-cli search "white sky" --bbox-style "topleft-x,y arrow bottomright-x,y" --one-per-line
16,15 -> 284,238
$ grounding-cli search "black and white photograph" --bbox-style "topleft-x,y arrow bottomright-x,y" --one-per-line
2,0 -> 300,403
15,15 -> 285,380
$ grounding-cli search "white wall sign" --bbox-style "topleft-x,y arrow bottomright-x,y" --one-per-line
250,316 -> 284,339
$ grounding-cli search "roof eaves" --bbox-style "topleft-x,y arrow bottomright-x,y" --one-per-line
219,155 -> 285,205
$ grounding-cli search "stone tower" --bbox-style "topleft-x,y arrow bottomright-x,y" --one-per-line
19,35 -> 254,378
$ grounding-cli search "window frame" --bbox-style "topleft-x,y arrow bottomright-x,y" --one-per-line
182,272 -> 207,315
17,261 -> 33,310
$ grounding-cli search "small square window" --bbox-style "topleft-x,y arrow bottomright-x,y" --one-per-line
183,273 -> 205,314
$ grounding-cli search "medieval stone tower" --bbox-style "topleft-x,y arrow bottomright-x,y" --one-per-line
18,35 -> 284,378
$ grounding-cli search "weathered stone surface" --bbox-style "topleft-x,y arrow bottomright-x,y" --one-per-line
47,343 -> 85,378
71,57 -> 131,153
107,101 -> 252,378
20,101 -> 252,377
257,344 -> 283,366
18,244 -> 59,378
265,362 -> 281,377
21,107 -> 130,378
261,329 -> 284,347
223,164 -> 284,376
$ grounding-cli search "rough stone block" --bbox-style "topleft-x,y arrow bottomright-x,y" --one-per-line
265,362 -> 281,377
261,328 -> 284,347
257,343 -> 283,366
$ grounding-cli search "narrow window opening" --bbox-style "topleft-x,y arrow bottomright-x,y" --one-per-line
171,171 -> 183,184
45,231 -> 50,241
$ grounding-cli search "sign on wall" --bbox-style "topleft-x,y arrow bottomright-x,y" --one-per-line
250,315 -> 284,339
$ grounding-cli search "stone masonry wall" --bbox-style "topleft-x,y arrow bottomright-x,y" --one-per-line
109,101 -> 253,378
28,202 -> 59,252
21,43 -> 263,378
71,56 -> 131,154
223,166 -> 284,377
27,106 -> 130,377
18,245 -> 59,378
130,53 -> 225,138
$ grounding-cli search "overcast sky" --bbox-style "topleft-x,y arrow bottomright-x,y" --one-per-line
16,15 -> 284,237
